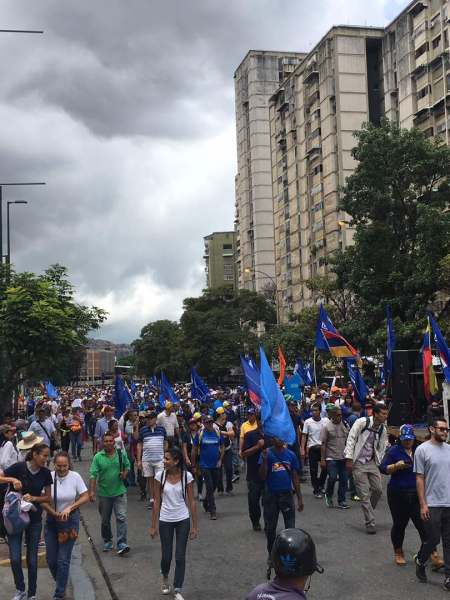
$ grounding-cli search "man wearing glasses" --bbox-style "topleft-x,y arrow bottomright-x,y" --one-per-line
414,418 -> 450,590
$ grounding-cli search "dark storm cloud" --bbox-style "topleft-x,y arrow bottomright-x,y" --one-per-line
0,0 -> 405,341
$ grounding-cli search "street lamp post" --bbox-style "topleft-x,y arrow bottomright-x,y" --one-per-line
6,201 -> 28,265
244,267 -> 279,325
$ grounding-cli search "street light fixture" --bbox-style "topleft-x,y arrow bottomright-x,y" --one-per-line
6,201 -> 28,265
244,267 -> 279,325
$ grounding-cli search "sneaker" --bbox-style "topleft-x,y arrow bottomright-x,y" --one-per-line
0,536 -> 7,544
300,476 -> 308,483
103,541 -> 113,552
11,591 -> 27,600
351,494 -> 360,502
174,591 -> 185,600
161,577 -> 171,595
313,492 -> 323,499
325,495 -> 333,508
431,550 -> 445,571
443,577 -> 450,591
226,491 -> 234,496
210,513 -> 217,520
117,543 -> 130,555
414,555 -> 427,583
28,597 -> 37,600
231,474 -> 240,483
252,523 -> 262,531
146,498 -> 154,510
338,502 -> 350,509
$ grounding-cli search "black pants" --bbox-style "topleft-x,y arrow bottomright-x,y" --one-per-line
264,490 -> 296,554
418,506 -> 450,576
247,480 -> 265,527
159,518 -> 190,591
201,468 -> 219,514
308,446 -> 326,493
218,451 -> 233,493
387,487 -> 426,550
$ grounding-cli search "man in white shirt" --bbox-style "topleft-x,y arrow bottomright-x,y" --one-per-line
301,404 -> 327,498
156,402 -> 179,445
29,407 -> 56,448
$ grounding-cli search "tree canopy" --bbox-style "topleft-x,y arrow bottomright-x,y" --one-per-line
0,264 -> 106,415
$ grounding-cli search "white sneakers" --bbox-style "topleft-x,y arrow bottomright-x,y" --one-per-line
161,577 -> 171,595
173,592 -> 185,600
12,592 -> 27,600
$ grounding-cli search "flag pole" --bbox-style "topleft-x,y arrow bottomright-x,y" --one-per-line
313,347 -> 318,388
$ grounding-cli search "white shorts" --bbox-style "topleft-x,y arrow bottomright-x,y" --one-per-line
142,461 -> 163,478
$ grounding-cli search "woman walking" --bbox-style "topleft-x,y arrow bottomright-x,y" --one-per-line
42,451 -> 89,600
380,424 -> 443,568
150,446 -> 198,600
0,438 -> 52,600
0,424 -> 23,543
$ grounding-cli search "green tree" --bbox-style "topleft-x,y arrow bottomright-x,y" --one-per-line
0,264 -> 106,416
332,120 -> 450,352
261,306 -> 318,364
180,287 -> 276,381
132,320 -> 185,380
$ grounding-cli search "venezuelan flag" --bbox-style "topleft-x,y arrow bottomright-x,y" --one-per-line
322,329 -> 358,359
422,320 -> 438,402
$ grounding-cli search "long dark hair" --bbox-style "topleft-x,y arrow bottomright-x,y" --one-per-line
162,446 -> 188,499
25,443 -> 49,462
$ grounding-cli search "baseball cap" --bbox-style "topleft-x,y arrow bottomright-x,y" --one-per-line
165,401 -> 172,409
193,412 -> 202,420
216,407 -> 225,415
223,401 -> 231,408
399,424 -> 415,441
325,403 -> 336,411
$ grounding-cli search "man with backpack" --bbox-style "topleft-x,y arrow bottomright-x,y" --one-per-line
89,431 -> 131,555
259,436 -> 304,565
191,415 -> 224,520
344,402 -> 389,534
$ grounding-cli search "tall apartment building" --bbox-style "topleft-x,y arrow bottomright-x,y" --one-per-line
384,0 -> 450,140
234,50 -> 306,294
269,26 -> 385,321
203,231 -> 236,290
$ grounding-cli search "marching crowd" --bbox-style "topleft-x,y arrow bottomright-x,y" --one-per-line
0,381 -> 449,599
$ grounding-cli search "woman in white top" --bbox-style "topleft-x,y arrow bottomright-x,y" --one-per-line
150,446 -> 198,600
0,424 -> 23,543
42,451 -> 89,600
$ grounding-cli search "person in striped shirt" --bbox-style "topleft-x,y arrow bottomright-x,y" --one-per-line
136,412 -> 167,508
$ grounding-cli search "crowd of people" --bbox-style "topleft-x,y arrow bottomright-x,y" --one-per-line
0,379 -> 449,599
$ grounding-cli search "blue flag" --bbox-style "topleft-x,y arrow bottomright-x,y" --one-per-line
45,381 -> 58,399
160,372 -> 179,404
315,304 -> 337,351
283,373 -> 302,401
240,355 -> 261,407
347,361 -> 368,407
190,368 -> 210,402
429,312 -> 450,383
114,375 -> 132,418
304,363 -> 314,386
130,381 -> 137,396
260,346 -> 296,445
150,375 -> 158,387
385,305 -> 396,379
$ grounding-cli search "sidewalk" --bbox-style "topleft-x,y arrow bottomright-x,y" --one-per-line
1,517 -> 107,600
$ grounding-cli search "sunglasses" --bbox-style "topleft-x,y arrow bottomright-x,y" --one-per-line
434,427 -> 449,433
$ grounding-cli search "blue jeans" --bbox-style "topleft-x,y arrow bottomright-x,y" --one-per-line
70,431 -> 83,459
98,494 -> 127,545
8,520 -> 42,596
159,518 -> 190,590
45,513 -> 79,600
325,459 -> 348,504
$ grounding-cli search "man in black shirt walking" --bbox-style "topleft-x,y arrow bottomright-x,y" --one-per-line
242,416 -> 265,531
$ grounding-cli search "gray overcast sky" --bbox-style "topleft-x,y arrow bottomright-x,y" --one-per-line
1,0 -> 407,342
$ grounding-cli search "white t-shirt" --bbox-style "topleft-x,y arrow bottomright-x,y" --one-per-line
0,441 -> 23,470
51,470 -> 88,513
302,417 -> 326,448
156,412 -> 178,437
155,470 -> 193,522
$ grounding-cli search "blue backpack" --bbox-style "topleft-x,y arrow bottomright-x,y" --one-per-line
2,490 -> 30,535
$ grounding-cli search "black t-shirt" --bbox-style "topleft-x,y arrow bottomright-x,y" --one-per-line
242,430 -> 264,481
181,431 -> 195,456
5,462 -> 52,523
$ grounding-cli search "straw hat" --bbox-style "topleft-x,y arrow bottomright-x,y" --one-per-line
17,431 -> 43,450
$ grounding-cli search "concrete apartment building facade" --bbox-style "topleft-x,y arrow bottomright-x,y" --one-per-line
234,51 -> 306,294
203,231 -> 236,290
230,0 -> 450,323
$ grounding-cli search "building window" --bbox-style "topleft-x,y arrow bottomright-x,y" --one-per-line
416,85 -> 431,100
432,35 -> 441,50
223,244 -> 233,250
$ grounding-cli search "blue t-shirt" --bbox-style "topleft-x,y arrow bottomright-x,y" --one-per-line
194,429 -> 223,469
380,444 -> 416,490
260,447 -> 300,493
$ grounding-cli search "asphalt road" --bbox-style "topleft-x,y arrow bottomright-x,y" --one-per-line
74,453 -> 449,600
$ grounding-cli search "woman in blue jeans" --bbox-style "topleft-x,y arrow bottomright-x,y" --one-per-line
0,439 -> 52,600
42,451 -> 89,600
150,447 -> 198,600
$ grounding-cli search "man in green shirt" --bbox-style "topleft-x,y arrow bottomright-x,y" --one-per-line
89,432 -> 130,554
